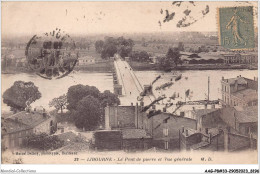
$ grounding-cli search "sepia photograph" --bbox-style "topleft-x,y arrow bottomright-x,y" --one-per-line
1,1 -> 259,172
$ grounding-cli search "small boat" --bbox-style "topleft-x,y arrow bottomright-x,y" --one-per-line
172,71 -> 178,77
175,74 -> 182,81
169,92 -> 176,100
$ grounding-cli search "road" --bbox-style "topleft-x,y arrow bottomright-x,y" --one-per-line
114,59 -> 143,105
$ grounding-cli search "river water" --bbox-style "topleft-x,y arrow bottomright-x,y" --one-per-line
1,69 -> 257,112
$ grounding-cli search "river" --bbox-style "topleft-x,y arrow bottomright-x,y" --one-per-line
1,69 -> 257,112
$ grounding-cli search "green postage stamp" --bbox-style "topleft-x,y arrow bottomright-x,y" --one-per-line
218,6 -> 255,50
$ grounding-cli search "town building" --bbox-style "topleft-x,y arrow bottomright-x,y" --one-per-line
105,104 -> 197,151
105,103 -> 145,129
150,56 -> 159,64
77,56 -> 95,66
180,127 -> 224,151
121,129 -> 152,151
186,108 -> 225,130
220,106 -> 258,139
221,76 -> 258,107
179,126 -> 256,151
222,53 -> 258,65
145,112 -> 197,151
1,108 -> 57,150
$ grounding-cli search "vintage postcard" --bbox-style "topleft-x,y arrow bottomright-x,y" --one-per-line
1,1 -> 259,170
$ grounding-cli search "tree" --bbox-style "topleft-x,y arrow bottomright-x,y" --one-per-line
49,94 -> 68,114
97,37 -> 134,59
101,44 -> 117,59
130,51 -> 149,62
178,42 -> 184,51
117,37 -> 134,58
3,81 -> 41,113
139,51 -> 150,62
73,95 -> 101,130
95,40 -> 104,53
166,47 -> 182,66
67,84 -> 100,110
158,57 -> 171,71
27,133 -> 64,150
99,90 -> 120,108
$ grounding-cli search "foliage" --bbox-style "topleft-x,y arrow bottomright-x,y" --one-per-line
99,90 -> 120,108
178,42 -> 184,51
67,84 -> 120,129
166,47 -> 182,66
96,36 -> 134,59
95,40 -> 104,53
158,57 -> 171,71
73,95 -> 101,130
3,81 -> 41,113
49,94 -> 68,113
130,51 -> 150,62
27,133 -> 64,150
67,84 -> 100,110
101,44 -> 117,59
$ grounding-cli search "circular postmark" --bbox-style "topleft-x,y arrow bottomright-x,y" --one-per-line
25,28 -> 79,79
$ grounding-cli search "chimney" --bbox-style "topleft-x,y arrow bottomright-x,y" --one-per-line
135,102 -> 139,128
185,129 -> 188,136
181,126 -> 184,133
224,128 -> 229,152
34,108 -> 36,111
131,102 -> 133,106
234,80 -> 238,91
163,107 -> 166,112
205,128 -> 209,134
250,133 -> 254,150
208,133 -> 212,143
180,112 -> 185,117
222,77 -> 224,81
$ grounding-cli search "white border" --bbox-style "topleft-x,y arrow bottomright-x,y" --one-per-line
0,0 -> 259,173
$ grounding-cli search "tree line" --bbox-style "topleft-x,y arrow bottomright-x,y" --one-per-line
3,81 -> 120,131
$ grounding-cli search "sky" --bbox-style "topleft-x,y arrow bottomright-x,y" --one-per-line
1,1 -> 258,36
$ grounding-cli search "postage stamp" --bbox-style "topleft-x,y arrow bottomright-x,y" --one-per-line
218,6 -> 255,50
25,28 -> 79,79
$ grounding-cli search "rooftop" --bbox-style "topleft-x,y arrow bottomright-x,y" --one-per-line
222,77 -> 248,85
190,141 -> 209,150
122,129 -> 151,139
192,108 -> 220,118
2,119 -> 30,134
232,88 -> 258,103
3,111 -> 51,134
235,106 -> 258,123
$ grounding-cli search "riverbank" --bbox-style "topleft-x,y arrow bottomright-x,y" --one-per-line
2,61 -> 114,74
128,61 -> 257,71
74,61 -> 114,72
2,61 -> 257,74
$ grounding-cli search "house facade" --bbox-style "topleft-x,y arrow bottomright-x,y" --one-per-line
223,53 -> 257,64
1,109 -> 57,149
221,76 -> 258,107
77,56 -> 95,66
